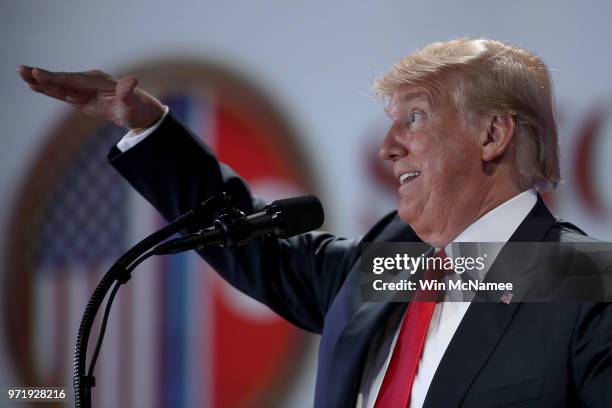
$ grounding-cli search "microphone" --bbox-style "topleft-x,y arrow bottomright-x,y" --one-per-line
154,195 -> 324,254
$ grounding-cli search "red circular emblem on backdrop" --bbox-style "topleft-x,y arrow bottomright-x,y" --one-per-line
574,107 -> 611,216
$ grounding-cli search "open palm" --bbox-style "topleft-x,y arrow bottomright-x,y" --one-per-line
18,66 -> 164,131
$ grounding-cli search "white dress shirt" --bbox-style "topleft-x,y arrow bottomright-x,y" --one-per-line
116,113 -> 537,408
357,189 -> 538,408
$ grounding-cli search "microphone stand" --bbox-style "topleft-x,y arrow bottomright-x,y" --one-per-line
72,193 -> 232,408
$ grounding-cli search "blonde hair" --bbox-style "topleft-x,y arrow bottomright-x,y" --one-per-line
373,38 -> 560,191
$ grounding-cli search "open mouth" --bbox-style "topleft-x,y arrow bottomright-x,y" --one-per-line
399,171 -> 421,185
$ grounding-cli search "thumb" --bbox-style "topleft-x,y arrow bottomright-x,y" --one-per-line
116,75 -> 138,101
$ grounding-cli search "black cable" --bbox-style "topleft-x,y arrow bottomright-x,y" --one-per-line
125,248 -> 157,275
86,280 -> 120,378
86,249 -> 157,378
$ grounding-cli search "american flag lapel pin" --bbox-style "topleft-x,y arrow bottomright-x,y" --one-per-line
500,291 -> 514,305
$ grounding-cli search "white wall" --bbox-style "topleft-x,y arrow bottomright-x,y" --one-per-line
3,0 -> 611,238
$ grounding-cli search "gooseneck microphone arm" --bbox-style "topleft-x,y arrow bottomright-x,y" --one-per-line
73,193 -> 324,408
73,193 -> 232,408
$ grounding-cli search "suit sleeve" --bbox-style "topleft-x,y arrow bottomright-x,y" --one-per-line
108,113 -> 359,334
571,302 -> 612,407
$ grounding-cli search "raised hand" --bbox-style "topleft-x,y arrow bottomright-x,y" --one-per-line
18,66 -> 165,131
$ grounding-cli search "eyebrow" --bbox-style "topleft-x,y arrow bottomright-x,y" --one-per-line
400,91 -> 432,104
384,91 -> 433,117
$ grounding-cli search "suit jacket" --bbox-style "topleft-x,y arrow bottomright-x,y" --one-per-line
109,113 -> 612,407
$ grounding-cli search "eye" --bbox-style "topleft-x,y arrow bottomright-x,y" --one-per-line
406,111 -> 425,128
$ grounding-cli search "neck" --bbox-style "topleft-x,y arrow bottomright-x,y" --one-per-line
424,182 -> 524,247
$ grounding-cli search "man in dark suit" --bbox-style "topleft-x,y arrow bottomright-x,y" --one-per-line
19,38 -> 612,407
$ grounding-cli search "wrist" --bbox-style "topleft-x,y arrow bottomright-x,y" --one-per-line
130,104 -> 169,134
130,102 -> 166,134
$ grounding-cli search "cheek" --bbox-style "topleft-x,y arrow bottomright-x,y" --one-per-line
426,139 -> 478,188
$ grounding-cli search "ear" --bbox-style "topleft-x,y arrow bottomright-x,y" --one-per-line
481,114 -> 515,162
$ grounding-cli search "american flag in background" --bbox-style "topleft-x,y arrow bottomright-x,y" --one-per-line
4,68 -> 312,407
30,122 -> 130,406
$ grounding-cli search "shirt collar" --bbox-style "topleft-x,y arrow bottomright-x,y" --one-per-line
441,188 -> 538,292
449,188 -> 537,245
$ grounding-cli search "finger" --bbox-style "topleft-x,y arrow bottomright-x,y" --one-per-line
28,83 -> 69,101
65,95 -> 89,104
32,68 -> 115,91
18,65 -> 37,84
31,67 -> 59,84
116,75 -> 138,100
86,69 -> 114,80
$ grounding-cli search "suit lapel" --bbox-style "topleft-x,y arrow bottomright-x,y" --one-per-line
325,298 -> 402,406
423,195 -> 556,408
322,215 -> 426,406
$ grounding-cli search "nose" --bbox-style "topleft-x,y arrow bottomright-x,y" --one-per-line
378,125 -> 407,161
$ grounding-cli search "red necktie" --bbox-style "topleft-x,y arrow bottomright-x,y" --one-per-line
374,250 -> 450,408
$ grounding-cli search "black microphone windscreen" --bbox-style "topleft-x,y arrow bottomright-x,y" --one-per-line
271,195 -> 324,237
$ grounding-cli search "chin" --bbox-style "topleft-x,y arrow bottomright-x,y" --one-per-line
397,202 -> 418,226
397,204 -> 440,246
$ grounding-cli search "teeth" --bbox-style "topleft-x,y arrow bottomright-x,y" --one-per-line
399,171 -> 421,184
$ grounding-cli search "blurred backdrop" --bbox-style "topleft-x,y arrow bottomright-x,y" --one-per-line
2,1 -> 612,407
